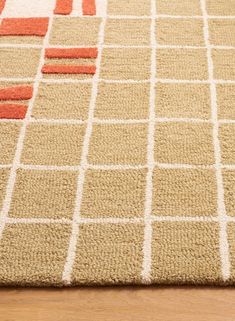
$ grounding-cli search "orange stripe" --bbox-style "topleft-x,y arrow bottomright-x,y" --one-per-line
0,104 -> 27,119
0,0 -> 6,14
42,65 -> 96,74
45,48 -> 98,59
0,18 -> 49,36
54,0 -> 73,15
82,0 -> 96,15
0,86 -> 33,101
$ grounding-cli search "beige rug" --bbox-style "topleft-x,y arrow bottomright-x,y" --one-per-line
0,0 -> 235,286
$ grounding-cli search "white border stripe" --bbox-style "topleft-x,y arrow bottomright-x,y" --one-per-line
141,0 -> 157,283
200,0 -> 230,281
0,16 -> 55,239
62,2 -> 108,284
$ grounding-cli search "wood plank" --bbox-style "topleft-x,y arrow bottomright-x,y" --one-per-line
0,287 -> 235,321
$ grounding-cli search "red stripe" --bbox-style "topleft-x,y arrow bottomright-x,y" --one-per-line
45,48 -> 98,59
0,104 -> 27,119
42,65 -> 96,74
0,18 -> 49,36
82,0 -> 96,15
54,0 -> 73,15
0,0 -> 6,14
0,86 -> 33,100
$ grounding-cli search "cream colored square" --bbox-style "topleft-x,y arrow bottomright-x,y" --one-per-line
72,223 -> 144,284
33,83 -> 91,120
88,124 -> 148,165
0,169 -> 9,210
156,19 -> 204,46
105,19 -> 150,45
209,19 -> 235,46
155,83 -> 211,119
217,84 -> 235,120
100,48 -> 151,80
152,168 -> 217,216
81,169 -> 147,218
9,169 -> 77,219
156,0 -> 201,15
95,83 -> 150,119
21,123 -> 85,166
154,122 -> 214,165
107,0 -> 151,15
151,222 -> 221,283
0,123 -> 21,164
0,224 -> 71,286
212,49 -> 235,80
223,170 -> 235,216
49,17 -> 101,46
219,124 -> 235,164
207,0 -> 235,15
0,48 -> 41,78
157,49 -> 208,80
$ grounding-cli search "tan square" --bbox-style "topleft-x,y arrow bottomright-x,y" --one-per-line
156,83 -> 211,119
49,17 -> 101,46
217,84 -> 235,120
151,222 -> 221,283
207,0 -> 235,16
107,0 -> 151,15
213,49 -> 235,80
32,83 -> 91,120
227,223 -> 235,282
105,19 -> 150,45
223,170 -> 235,216
0,48 -> 40,78
100,48 -> 151,80
0,169 -> 9,210
88,124 -> 148,165
95,83 -> 150,120
220,124 -> 235,164
209,19 -> 235,46
9,169 -> 77,219
0,224 -> 71,286
72,223 -> 144,284
152,168 -> 217,216
156,0 -> 201,15
21,123 -> 85,166
0,36 -> 43,45
0,123 -> 21,164
157,49 -> 208,80
154,122 -> 214,165
156,19 -> 204,46
81,169 -> 147,218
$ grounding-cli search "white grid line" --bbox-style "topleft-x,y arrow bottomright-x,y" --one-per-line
141,0 -> 157,284
62,4 -> 107,285
0,16 -> 55,239
200,0 -> 230,281
0,43 -> 235,50
6,215 -> 235,225
1,77 -> 235,84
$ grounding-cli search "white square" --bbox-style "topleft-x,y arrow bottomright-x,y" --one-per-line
2,0 -> 56,17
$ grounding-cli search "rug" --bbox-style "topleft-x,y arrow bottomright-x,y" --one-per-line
0,0 -> 235,286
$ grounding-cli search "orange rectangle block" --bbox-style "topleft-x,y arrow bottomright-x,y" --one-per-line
82,0 -> 96,15
0,86 -> 33,100
0,104 -> 27,119
54,0 -> 73,15
0,0 -> 6,14
42,65 -> 96,74
45,48 -> 98,59
0,18 -> 49,36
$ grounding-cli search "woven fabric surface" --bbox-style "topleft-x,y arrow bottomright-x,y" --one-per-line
0,0 -> 235,286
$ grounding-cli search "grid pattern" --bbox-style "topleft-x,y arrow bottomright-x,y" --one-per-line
0,0 -> 235,285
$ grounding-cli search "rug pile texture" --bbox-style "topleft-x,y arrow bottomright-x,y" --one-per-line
0,0 -> 235,286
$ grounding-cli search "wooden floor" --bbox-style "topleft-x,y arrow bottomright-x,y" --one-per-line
0,286 -> 235,321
